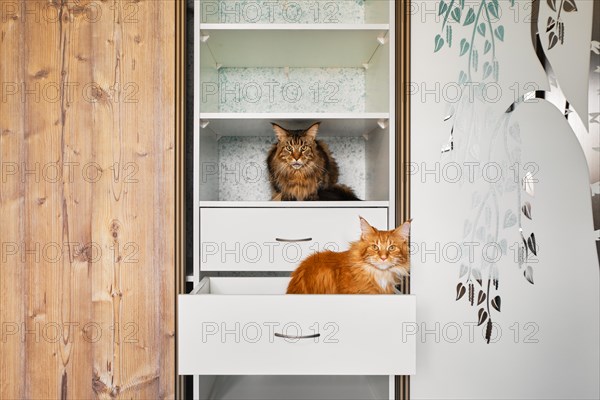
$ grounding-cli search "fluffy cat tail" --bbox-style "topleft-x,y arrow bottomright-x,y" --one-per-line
318,184 -> 360,201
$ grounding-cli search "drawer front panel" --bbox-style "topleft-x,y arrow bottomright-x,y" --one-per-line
200,207 -> 388,271
178,294 -> 416,375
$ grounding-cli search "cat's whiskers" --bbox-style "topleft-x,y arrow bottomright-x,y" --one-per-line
273,162 -> 291,179
305,162 -> 326,178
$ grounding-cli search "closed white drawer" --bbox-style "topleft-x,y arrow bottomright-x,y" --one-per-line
200,207 -> 388,271
178,277 -> 416,376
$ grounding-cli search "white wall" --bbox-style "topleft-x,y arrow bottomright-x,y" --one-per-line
410,0 -> 599,398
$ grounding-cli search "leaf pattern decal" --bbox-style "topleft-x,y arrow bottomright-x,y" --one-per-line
527,233 -> 537,256
460,38 -> 470,56
522,171 -> 535,196
544,0 -> 577,50
499,239 -> 507,255
547,16 -> 556,32
477,290 -> 487,305
477,23 -> 486,36
549,31 -> 559,50
522,201 -> 532,219
463,8 -> 476,25
469,283 -> 475,305
456,283 -> 466,300
434,34 -> 445,52
432,0 -> 551,344
494,26 -> 504,41
483,61 -> 493,79
484,40 -> 492,54
524,266 -> 534,284
520,231 -> 529,259
452,7 -> 462,23
562,0 -> 577,12
518,245 -> 525,268
485,319 -> 493,343
478,308 -> 488,326
439,1 -> 449,15
492,296 -> 501,312
472,268 -> 483,286
487,1 -> 499,19
503,209 -> 517,228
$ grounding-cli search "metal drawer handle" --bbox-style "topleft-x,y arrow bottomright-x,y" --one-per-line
274,332 -> 320,339
275,237 -> 312,242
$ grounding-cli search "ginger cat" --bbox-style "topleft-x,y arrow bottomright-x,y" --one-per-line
287,217 -> 411,294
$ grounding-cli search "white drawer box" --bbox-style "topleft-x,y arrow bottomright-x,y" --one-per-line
178,277 -> 416,376
200,207 -> 388,271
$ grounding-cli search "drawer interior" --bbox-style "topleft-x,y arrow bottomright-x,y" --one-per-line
192,277 -> 290,294
196,375 -> 390,400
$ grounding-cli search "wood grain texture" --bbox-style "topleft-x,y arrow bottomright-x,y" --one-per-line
0,2 -> 26,397
395,1 -> 411,399
0,1 -> 176,399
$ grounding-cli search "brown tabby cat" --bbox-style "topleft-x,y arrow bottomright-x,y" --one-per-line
287,217 -> 411,294
266,122 -> 359,201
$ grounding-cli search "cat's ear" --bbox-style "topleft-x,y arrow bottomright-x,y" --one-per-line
272,123 -> 288,142
359,216 -> 376,239
393,219 -> 412,240
304,122 -> 320,140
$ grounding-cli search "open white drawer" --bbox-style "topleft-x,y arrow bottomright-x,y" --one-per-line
178,277 -> 416,376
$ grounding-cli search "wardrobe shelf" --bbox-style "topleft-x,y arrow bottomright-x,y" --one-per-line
199,201 -> 390,208
199,27 -> 389,67
199,113 -> 390,137
200,112 -> 389,119
200,23 -> 390,30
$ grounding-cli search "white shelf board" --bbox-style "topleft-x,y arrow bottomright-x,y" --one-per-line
199,201 -> 389,208
200,23 -> 390,30
200,26 -> 389,67
200,112 -> 389,119
202,375 -> 389,400
199,113 -> 389,137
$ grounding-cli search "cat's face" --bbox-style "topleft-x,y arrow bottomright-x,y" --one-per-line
358,217 -> 411,274
272,123 -> 320,170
